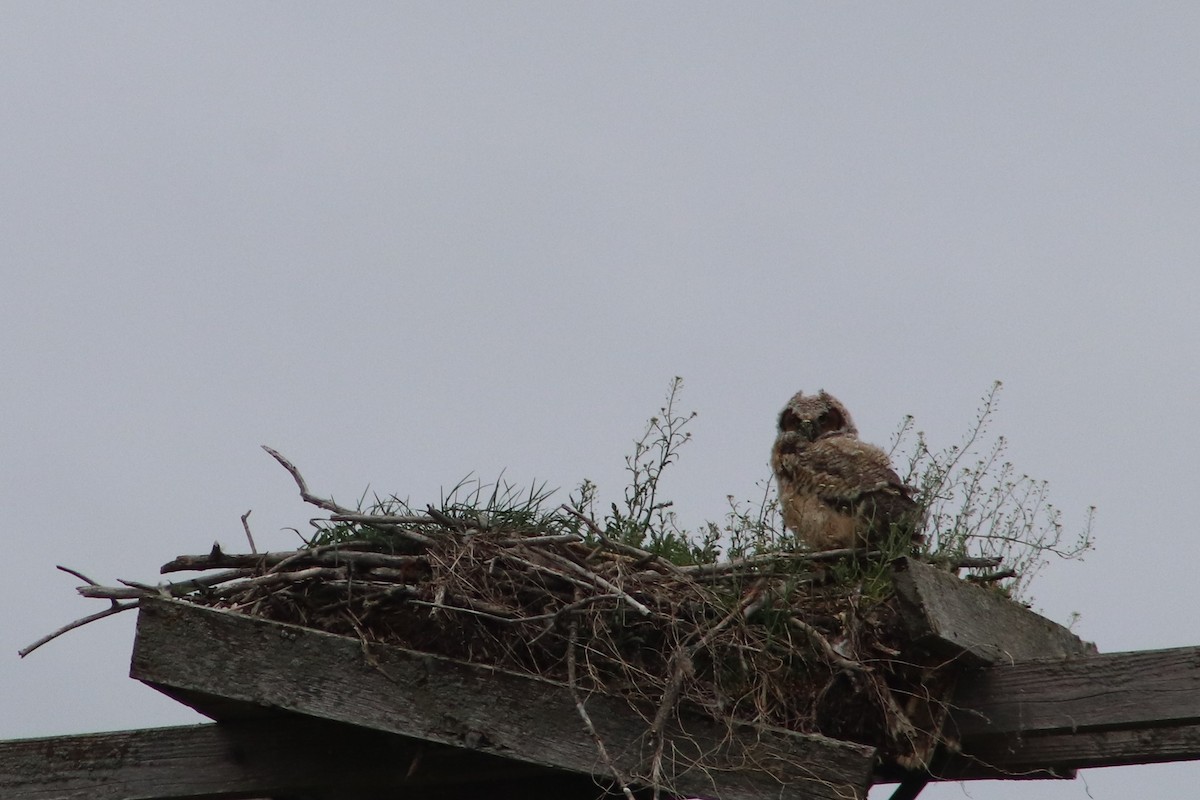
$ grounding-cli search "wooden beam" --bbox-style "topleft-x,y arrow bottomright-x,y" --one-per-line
951,645 -> 1200,736
890,557 -> 1096,665
130,598 -> 877,800
948,723 -> 1200,774
942,645 -> 1200,774
886,557 -> 1094,781
0,717 -> 595,800
888,560 -> 1200,778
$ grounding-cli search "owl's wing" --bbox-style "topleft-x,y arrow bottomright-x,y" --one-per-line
801,439 -> 921,545
801,438 -> 915,505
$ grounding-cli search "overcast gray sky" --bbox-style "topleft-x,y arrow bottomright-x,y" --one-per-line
3,4 -> 1198,798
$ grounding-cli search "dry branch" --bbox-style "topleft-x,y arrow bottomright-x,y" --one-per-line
241,510 -> 257,554
78,570 -> 254,600
19,601 -> 137,658
161,550 -> 426,573
560,504 -> 683,575
262,445 -> 350,515
331,512 -> 441,525
678,548 -> 876,577
567,617 -> 637,800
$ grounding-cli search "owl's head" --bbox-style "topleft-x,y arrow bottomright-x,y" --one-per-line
776,390 -> 858,441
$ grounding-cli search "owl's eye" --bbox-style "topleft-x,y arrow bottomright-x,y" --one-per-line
817,408 -> 846,437
779,411 -> 804,433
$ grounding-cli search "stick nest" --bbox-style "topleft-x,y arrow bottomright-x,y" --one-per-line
161,520 -> 953,774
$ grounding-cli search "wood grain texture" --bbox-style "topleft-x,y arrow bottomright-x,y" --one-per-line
949,722 -> 1200,773
0,716 -> 580,800
890,557 -> 1096,665
950,644 -> 1200,738
130,598 -> 876,800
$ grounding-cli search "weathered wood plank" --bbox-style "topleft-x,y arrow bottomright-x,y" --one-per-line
130,598 -> 876,800
949,645 -> 1200,738
947,722 -> 1200,774
890,560 -> 1198,776
0,717 -> 582,800
890,557 -> 1096,665
919,644 -> 1200,776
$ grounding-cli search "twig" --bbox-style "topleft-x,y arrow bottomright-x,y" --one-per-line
262,445 -> 354,515
318,524 -> 437,548
222,580 -> 418,612
19,601 -> 137,658
162,550 -> 427,574
330,512 -> 441,525
78,569 -> 255,600
870,672 -> 922,756
412,591 -> 628,626
263,540 -> 432,575
739,580 -> 772,619
559,504 -> 683,576
218,566 -> 347,593
425,505 -> 470,531
946,556 -> 1004,569
164,569 -> 253,589
322,551 -> 428,570
501,552 -> 603,594
326,514 -> 440,546
162,551 -> 271,572
119,578 -> 161,593
531,547 -> 653,617
56,565 -> 101,586
965,568 -> 1017,583
77,586 -> 147,600
789,616 -> 869,673
405,600 -> 518,622
647,584 -> 763,793
161,566 -> 355,602
678,548 -> 877,577
648,648 -> 692,797
677,551 -> 994,580
499,533 -> 583,546
537,592 -> 625,623
372,527 -> 437,546
567,618 -> 636,800
344,608 -> 402,685
241,510 -> 257,554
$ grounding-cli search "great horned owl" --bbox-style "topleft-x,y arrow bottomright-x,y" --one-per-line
771,390 -> 919,551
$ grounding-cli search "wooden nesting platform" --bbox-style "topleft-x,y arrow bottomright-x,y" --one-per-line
4,557 -> 1199,800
